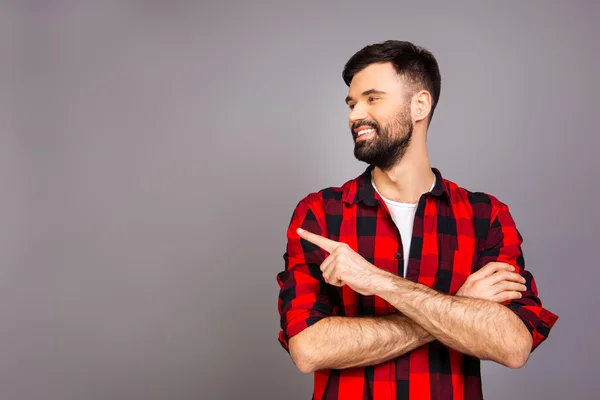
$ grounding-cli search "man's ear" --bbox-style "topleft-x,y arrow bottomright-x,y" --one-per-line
413,90 -> 432,123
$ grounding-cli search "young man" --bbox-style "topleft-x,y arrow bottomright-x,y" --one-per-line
276,40 -> 558,400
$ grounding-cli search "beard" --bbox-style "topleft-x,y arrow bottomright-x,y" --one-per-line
352,104 -> 413,171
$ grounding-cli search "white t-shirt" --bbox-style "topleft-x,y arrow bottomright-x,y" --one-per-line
371,175 -> 436,277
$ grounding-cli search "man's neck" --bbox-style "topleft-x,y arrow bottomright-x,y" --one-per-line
371,144 -> 435,204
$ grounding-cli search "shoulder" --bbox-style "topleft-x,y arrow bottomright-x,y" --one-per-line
293,175 -> 356,214
443,176 -> 510,221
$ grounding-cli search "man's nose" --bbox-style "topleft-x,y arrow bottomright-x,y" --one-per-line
349,103 -> 368,126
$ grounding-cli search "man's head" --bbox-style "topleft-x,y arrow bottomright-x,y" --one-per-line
342,40 -> 441,170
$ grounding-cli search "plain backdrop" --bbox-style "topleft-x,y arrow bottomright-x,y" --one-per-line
1,1 -> 598,399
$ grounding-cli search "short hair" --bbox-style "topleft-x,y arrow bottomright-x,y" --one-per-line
342,40 -> 442,124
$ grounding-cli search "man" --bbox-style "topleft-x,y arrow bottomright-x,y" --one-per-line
276,40 -> 558,400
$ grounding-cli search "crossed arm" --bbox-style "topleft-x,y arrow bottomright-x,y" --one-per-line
288,260 -> 528,373
278,200 -> 558,374
289,312 -> 433,373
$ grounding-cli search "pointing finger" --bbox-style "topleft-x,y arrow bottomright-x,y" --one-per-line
297,227 -> 339,254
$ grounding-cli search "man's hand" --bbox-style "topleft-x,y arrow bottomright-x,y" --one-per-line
457,262 -> 527,302
296,227 -> 390,296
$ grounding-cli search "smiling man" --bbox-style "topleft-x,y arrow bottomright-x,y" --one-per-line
276,40 -> 558,400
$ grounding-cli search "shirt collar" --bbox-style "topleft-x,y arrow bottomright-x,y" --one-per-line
342,164 -> 451,206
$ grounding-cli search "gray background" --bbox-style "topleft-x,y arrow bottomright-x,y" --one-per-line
1,1 -> 597,399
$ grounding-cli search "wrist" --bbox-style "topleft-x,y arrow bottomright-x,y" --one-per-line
373,271 -> 411,298
379,275 -> 426,313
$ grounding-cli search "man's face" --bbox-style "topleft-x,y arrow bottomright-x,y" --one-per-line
345,62 -> 414,170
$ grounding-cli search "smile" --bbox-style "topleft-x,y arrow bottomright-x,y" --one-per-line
356,128 -> 376,141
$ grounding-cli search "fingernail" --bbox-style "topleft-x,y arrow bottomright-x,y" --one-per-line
511,265 -> 515,271
297,228 -> 304,234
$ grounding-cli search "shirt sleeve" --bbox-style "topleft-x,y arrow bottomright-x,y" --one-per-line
276,196 -> 340,352
475,197 -> 558,352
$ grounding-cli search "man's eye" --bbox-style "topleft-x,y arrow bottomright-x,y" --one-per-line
348,104 -> 355,110
368,96 -> 379,102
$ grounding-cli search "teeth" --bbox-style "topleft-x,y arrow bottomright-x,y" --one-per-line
358,128 -> 375,136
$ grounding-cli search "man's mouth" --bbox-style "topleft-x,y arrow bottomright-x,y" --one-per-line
356,127 -> 377,141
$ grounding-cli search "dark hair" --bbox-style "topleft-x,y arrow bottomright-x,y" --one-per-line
342,40 -> 442,124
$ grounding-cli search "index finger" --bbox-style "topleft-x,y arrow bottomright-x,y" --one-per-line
296,227 -> 339,254
471,262 -> 515,280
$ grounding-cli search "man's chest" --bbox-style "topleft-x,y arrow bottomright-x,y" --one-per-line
328,202 -> 481,317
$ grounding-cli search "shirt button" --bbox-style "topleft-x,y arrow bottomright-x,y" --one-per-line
395,252 -> 402,259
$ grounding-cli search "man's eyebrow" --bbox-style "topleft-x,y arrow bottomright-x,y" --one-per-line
345,89 -> 387,104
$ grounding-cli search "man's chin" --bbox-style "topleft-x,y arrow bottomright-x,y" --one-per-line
353,150 -> 376,164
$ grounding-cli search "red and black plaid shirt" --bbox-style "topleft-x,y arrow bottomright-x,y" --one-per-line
277,165 -> 558,400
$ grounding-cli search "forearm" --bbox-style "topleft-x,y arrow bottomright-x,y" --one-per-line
290,313 -> 433,373
378,276 -> 532,368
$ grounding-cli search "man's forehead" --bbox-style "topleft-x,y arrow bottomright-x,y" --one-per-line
347,63 -> 403,96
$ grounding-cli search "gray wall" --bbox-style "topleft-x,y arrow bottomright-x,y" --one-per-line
1,1 -> 597,399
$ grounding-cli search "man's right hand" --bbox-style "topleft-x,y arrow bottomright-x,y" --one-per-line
457,262 -> 527,303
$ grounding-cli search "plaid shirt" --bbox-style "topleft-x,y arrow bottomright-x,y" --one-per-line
277,165 -> 558,400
